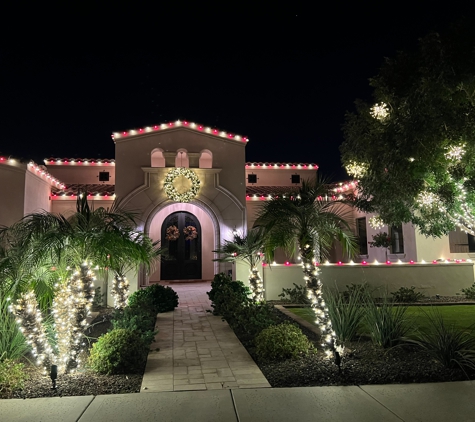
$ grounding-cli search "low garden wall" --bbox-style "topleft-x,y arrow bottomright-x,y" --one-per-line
260,263 -> 475,300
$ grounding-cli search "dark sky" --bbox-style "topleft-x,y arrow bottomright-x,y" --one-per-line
1,2 -> 474,181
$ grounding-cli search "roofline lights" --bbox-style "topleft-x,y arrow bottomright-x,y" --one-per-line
112,120 -> 248,143
245,162 -> 318,169
45,158 -> 115,166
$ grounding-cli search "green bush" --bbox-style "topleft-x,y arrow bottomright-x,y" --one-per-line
364,297 -> 411,348
0,358 -> 28,397
408,310 -> 475,370
128,284 -> 179,314
233,302 -> 277,336
342,283 -> 372,303
0,297 -> 29,361
207,273 -> 250,316
278,283 -> 310,304
391,286 -> 425,303
255,322 -> 313,361
88,328 -> 149,374
111,307 -> 157,345
325,287 -> 367,342
461,283 -> 475,299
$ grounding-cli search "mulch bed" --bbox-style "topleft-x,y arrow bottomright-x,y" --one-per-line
233,306 -> 475,388
5,308 -> 145,400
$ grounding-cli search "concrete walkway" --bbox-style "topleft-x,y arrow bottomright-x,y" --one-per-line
2,382 -> 475,422
140,281 -> 270,392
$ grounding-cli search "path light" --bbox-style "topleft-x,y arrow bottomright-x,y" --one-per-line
50,365 -> 58,390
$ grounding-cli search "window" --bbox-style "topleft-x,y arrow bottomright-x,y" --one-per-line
469,234 -> 475,252
450,228 -> 475,253
356,217 -> 368,255
390,225 -> 404,253
291,174 -> 301,184
151,149 -> 165,167
199,150 -> 212,168
247,174 -> 257,184
98,171 -> 109,182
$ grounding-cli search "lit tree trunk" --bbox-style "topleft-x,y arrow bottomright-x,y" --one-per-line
300,240 -> 339,359
111,272 -> 130,309
249,268 -> 264,302
53,263 -> 95,373
12,292 -> 54,374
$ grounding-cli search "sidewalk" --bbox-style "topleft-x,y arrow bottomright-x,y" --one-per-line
2,381 -> 475,422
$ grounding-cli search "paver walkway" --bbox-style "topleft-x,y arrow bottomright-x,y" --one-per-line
141,281 -> 271,392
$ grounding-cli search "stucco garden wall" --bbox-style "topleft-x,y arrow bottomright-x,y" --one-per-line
0,163 -> 26,227
24,171 -> 52,215
261,263 -> 475,300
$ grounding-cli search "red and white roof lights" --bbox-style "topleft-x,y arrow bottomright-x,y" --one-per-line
245,162 -> 318,169
112,120 -> 248,143
45,158 -> 115,166
27,162 -> 66,189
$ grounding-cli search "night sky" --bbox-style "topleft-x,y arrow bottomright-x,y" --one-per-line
1,3 -> 474,181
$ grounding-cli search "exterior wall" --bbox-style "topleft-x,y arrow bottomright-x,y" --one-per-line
24,171 -> 52,215
114,128 -> 247,287
0,162 -> 26,227
148,202 -> 216,282
262,263 -> 475,300
51,199 -> 115,216
46,163 -> 115,185
245,165 -> 317,186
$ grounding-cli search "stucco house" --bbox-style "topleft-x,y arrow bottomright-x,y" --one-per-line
1,120 -> 474,302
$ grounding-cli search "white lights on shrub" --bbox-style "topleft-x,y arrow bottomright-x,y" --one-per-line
164,167 -> 200,203
445,143 -> 466,162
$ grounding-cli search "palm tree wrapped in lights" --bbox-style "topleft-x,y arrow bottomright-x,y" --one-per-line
256,178 -> 357,361
213,227 -> 267,301
1,194 -> 159,372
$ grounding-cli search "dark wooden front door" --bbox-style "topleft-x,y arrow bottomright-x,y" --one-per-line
161,212 -> 202,280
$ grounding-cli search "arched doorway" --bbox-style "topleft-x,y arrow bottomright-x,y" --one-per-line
161,211 -> 202,280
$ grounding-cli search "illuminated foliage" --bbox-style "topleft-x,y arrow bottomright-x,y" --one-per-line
342,25 -> 475,237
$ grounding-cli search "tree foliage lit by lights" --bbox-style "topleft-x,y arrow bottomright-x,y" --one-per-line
213,227 -> 267,301
341,24 -> 475,237
255,178 -> 357,360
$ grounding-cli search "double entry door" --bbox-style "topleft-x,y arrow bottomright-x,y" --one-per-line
160,211 -> 202,280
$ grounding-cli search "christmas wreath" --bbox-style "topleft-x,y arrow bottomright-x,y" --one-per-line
166,225 -> 180,241
183,226 -> 198,240
164,167 -> 200,203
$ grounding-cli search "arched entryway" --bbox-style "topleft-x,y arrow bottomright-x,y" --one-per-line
161,211 -> 202,280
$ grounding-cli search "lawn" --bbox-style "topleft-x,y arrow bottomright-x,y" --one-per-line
287,305 -> 475,333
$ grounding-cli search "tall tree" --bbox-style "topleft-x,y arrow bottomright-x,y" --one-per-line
341,23 -> 475,237
255,178 -> 357,360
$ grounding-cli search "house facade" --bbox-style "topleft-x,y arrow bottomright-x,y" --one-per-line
1,120 -> 473,301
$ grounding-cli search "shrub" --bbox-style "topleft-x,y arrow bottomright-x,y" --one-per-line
325,287 -> 367,342
88,328 -> 149,374
408,310 -> 475,370
461,283 -> 475,299
256,322 -> 313,361
233,302 -> 277,336
391,286 -> 425,303
128,284 -> 179,314
111,307 -> 157,345
0,296 -> 29,361
364,297 -> 411,348
278,283 -> 310,304
0,358 -> 29,397
207,273 -> 250,316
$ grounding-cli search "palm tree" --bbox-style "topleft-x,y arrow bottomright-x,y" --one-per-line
213,227 -> 266,301
0,194 -> 160,372
255,178 -> 357,360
